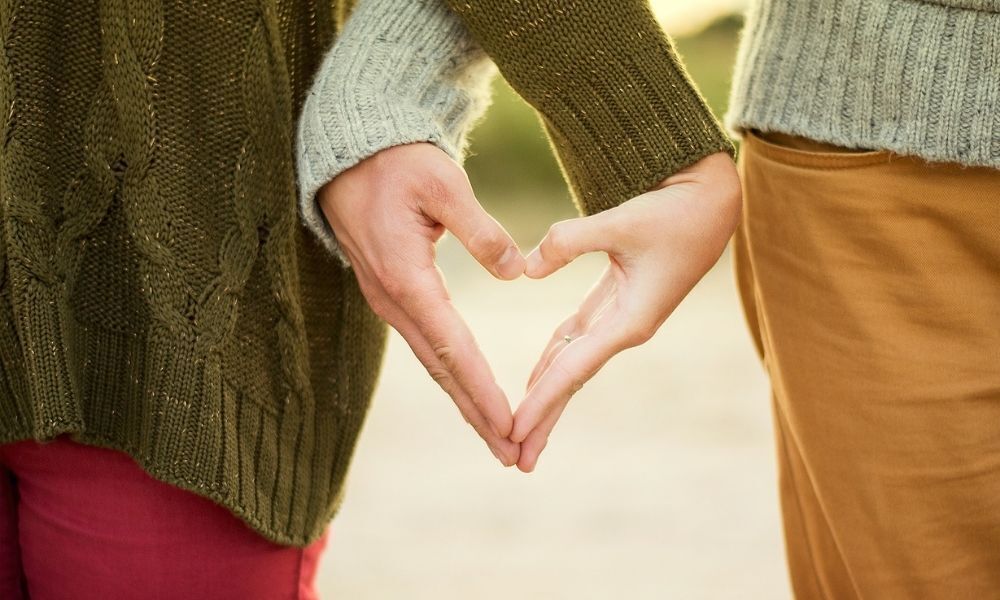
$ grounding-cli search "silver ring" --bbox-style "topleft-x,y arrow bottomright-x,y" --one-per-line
563,335 -> 573,344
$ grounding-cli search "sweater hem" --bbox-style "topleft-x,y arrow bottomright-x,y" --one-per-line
0,292 -> 373,549
0,427 -> 338,547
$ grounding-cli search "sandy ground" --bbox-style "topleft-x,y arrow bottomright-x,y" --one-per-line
314,234 -> 792,599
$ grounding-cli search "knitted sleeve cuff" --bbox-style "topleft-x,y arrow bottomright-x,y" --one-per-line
295,0 -> 497,266
445,1 -> 735,217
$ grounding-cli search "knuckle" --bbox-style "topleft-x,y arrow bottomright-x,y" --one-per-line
469,226 -> 508,260
551,359 -> 587,396
625,323 -> 657,347
368,261 -> 393,284
544,222 -> 572,258
372,264 -> 422,304
426,364 -> 452,387
365,295 -> 391,319
432,344 -> 457,372
380,274 -> 407,301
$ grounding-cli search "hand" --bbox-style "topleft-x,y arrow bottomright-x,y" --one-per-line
317,142 -> 526,466
510,152 -> 742,472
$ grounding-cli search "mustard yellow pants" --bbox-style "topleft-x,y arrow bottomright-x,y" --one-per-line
734,130 -> 1000,600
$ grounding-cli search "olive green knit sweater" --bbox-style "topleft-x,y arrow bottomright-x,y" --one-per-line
0,0 -> 730,546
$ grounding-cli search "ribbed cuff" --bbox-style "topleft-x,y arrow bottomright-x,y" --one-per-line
295,0 -> 497,266
726,0 -> 1000,169
446,0 -> 735,216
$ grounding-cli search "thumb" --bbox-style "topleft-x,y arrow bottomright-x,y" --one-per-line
526,210 -> 620,279
421,174 -> 524,280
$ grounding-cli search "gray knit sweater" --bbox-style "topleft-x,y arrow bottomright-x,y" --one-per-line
295,0 -> 495,264
727,0 -> 1000,168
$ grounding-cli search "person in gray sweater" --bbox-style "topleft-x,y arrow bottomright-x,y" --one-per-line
723,1 -> 1000,598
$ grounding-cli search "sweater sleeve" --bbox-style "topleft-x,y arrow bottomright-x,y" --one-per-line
445,1 -> 735,216
295,0 -> 497,265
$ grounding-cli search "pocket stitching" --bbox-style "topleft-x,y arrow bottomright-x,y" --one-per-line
744,129 -> 894,170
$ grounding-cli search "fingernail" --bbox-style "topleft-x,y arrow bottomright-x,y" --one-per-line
496,246 -> 523,279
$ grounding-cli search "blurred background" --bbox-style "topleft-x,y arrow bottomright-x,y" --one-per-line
318,2 -> 793,598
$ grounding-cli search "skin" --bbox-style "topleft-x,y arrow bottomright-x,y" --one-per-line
318,142 -> 525,466
511,151 -> 742,472
319,143 -> 741,473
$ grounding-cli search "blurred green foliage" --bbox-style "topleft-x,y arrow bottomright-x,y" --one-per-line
463,15 -> 743,244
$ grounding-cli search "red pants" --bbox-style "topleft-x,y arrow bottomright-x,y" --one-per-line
0,434 -> 328,600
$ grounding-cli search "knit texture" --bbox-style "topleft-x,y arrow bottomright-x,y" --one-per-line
727,0 -> 1000,168
0,0 -> 388,547
0,0 -> 731,547
296,0 -> 497,266
446,0 -> 736,216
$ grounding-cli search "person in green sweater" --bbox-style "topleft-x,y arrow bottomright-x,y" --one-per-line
0,0 -> 738,597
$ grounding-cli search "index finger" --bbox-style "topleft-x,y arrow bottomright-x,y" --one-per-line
388,305 -> 520,466
511,322 -> 630,444
393,267 -> 514,439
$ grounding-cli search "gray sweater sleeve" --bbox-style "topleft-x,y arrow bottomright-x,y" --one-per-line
295,0 -> 497,265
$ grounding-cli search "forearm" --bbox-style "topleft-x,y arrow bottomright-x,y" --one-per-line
295,0 -> 497,264
445,0 -> 734,216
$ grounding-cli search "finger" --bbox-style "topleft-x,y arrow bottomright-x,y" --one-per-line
381,296 -> 520,466
517,430 -> 548,473
517,430 -> 547,473
420,172 -> 524,280
394,268 -> 515,439
350,260 -> 518,465
525,210 -> 621,279
516,399 -> 568,473
511,324 -> 627,444
526,270 -> 617,391
528,294 -> 618,393
526,315 -> 578,392
518,326 -> 623,471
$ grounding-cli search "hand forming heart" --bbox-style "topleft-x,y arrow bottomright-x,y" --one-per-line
510,151 -> 741,471
318,143 -> 741,472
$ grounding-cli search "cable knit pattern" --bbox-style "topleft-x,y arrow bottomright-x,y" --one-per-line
0,0 -> 730,547
295,0 -> 497,265
727,0 -> 1000,167
0,0 -> 372,546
